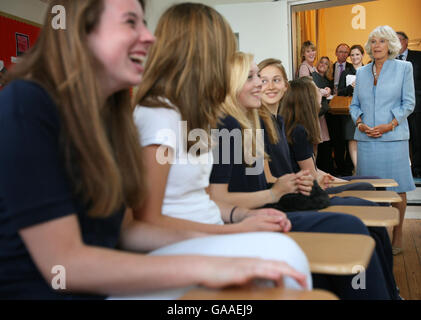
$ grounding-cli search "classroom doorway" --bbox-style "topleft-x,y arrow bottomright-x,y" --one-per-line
290,0 -> 421,76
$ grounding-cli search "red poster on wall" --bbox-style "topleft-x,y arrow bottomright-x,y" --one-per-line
0,14 -> 41,70
16,33 -> 30,57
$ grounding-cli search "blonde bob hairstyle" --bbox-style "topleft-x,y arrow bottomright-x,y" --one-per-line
365,25 -> 402,60
300,41 -> 316,63
219,52 -> 265,164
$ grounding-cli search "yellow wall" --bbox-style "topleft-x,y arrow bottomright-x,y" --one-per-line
320,0 -> 421,64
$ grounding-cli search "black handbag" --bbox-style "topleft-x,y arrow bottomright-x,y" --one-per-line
268,180 -> 330,212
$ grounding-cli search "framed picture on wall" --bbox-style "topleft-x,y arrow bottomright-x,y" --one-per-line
15,33 -> 30,57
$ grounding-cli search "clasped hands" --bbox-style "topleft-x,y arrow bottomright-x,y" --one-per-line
235,170 -> 313,233
320,87 -> 331,97
272,170 -> 314,198
358,122 -> 393,138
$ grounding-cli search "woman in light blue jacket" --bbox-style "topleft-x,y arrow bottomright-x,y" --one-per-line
350,25 -> 415,255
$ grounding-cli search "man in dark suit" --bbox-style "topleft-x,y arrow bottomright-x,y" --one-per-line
397,31 -> 421,178
328,43 -> 354,176
333,44 -> 353,94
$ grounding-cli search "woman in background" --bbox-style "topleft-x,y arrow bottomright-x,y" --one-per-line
350,26 -> 416,255
297,40 -> 317,78
311,56 -> 334,173
338,44 -> 365,170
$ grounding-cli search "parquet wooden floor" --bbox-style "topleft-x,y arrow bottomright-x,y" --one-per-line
392,219 -> 421,300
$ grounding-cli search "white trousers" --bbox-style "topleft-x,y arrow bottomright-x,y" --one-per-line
109,232 -> 312,300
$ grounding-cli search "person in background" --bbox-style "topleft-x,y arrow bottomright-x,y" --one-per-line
0,0 -> 307,300
396,31 -> 421,178
333,43 -> 352,93
337,44 -> 365,170
312,56 -> 334,174
329,43 -> 353,176
350,25 -> 416,255
297,40 -> 317,78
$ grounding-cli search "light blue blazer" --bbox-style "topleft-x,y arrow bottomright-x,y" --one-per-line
350,59 -> 415,141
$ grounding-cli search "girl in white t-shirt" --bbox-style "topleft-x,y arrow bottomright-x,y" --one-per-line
132,3 -> 312,294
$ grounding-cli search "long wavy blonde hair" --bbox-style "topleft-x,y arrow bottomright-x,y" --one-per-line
5,0 -> 147,217
219,52 -> 266,165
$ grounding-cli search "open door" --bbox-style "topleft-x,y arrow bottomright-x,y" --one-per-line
291,0 -> 421,75
216,0 -> 420,80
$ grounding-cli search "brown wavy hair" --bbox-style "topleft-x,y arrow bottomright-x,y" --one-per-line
5,0 -> 147,218
316,56 -> 333,81
350,44 -> 365,55
280,77 -> 321,145
135,3 -> 236,151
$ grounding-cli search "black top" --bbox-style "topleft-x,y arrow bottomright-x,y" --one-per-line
210,115 -> 268,192
288,124 -> 314,173
333,61 -> 354,82
261,115 -> 294,177
312,72 -> 333,116
312,71 -> 333,91
407,49 -> 421,112
337,65 -> 357,97
0,80 -> 125,299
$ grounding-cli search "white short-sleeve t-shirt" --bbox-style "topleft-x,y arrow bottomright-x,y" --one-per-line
134,105 -> 223,225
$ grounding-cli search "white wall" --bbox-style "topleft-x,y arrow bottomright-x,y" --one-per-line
0,0 -> 47,24
144,0 -> 292,75
215,1 -> 291,77
214,0 -> 357,79
145,0 -> 333,79
144,0 -> 268,33
0,0 -> 336,77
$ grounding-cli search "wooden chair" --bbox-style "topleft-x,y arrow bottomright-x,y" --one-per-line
328,179 -> 398,188
287,232 -> 375,275
180,287 -> 338,300
330,190 -> 402,203
319,205 -> 399,227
